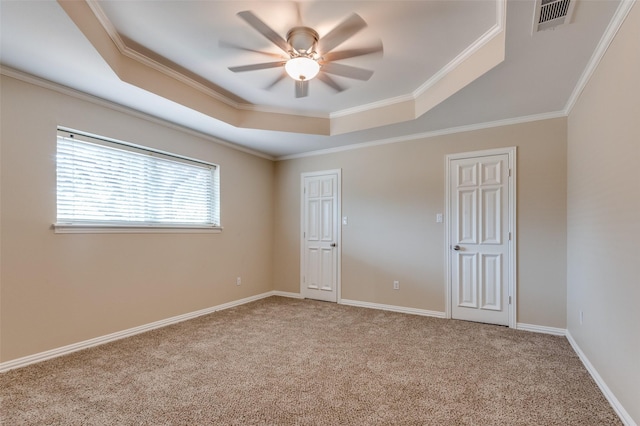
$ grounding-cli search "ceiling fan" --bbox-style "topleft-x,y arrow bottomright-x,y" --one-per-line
225,6 -> 383,98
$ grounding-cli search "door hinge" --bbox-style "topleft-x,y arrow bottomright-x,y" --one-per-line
508,232 -> 512,241
509,296 -> 512,304
509,169 -> 512,177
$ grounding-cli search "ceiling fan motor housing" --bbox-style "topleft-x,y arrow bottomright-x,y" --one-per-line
286,26 -> 319,56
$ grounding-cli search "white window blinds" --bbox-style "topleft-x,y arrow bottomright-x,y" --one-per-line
56,130 -> 220,228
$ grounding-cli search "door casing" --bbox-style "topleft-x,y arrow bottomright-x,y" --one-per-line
445,147 -> 517,327
300,169 -> 342,302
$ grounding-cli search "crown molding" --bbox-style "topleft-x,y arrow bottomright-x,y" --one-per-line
329,92 -> 416,119
277,110 -> 566,161
0,66 -> 275,161
61,0 -> 505,136
86,0 -> 242,109
87,1 -> 331,121
326,0 -> 507,120
331,23 -> 505,122
3,65 -> 567,164
564,0 -> 636,115
420,0 -> 506,104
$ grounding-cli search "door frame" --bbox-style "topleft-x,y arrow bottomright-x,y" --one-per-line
300,169 -> 342,302
444,147 -> 517,328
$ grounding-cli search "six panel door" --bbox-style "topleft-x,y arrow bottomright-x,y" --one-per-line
302,173 -> 338,302
450,154 -> 510,326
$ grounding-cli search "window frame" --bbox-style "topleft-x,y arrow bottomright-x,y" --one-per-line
54,128 -> 222,234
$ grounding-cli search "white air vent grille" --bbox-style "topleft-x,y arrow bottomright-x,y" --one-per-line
533,0 -> 576,32
540,0 -> 571,23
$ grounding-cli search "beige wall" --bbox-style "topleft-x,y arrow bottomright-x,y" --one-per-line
567,2 -> 640,423
0,75 -> 274,362
0,74 -> 569,365
274,118 -> 568,327
2,7 -> 637,418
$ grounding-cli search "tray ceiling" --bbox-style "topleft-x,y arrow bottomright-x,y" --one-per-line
0,0 -> 625,157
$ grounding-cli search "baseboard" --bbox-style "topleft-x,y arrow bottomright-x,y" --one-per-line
566,331 -> 636,426
271,291 -> 304,299
340,299 -> 446,318
516,323 -> 567,336
5,293 -> 633,426
0,291 -> 276,373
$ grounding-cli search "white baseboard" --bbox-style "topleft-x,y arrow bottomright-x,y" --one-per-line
3,292 -> 634,426
0,291 -> 277,373
271,291 -> 304,299
516,323 -> 567,336
271,294 -> 446,320
566,331 -> 636,426
340,299 -> 446,318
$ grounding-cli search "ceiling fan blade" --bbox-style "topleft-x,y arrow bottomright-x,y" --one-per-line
321,62 -> 374,81
228,61 -> 286,73
265,72 -> 287,90
317,13 -> 367,54
317,73 -> 346,93
219,40 -> 284,59
295,80 -> 309,98
322,42 -> 383,62
237,10 -> 291,54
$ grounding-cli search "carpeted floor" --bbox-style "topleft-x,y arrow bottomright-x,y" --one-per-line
0,297 -> 621,425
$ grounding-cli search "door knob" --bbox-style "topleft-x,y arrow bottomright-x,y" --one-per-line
453,245 -> 461,251
330,243 -> 336,247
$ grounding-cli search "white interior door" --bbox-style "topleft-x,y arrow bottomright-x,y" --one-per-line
447,149 -> 516,326
301,170 -> 341,302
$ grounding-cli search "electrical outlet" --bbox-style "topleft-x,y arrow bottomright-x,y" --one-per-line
393,280 -> 399,290
579,310 -> 583,325
236,277 -> 241,286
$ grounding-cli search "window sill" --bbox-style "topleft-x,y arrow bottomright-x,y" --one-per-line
53,223 -> 223,234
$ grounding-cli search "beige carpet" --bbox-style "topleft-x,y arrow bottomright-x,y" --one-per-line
0,297 -> 621,425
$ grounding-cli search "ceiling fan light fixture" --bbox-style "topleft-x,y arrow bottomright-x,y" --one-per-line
285,56 -> 320,81
230,11 -> 381,97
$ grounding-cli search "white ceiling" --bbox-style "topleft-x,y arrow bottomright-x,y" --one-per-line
96,0 -> 496,113
0,0 -> 623,158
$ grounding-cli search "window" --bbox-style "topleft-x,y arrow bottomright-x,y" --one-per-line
55,129 -> 220,233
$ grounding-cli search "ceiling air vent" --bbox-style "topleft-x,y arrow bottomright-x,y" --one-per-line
533,0 -> 576,33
